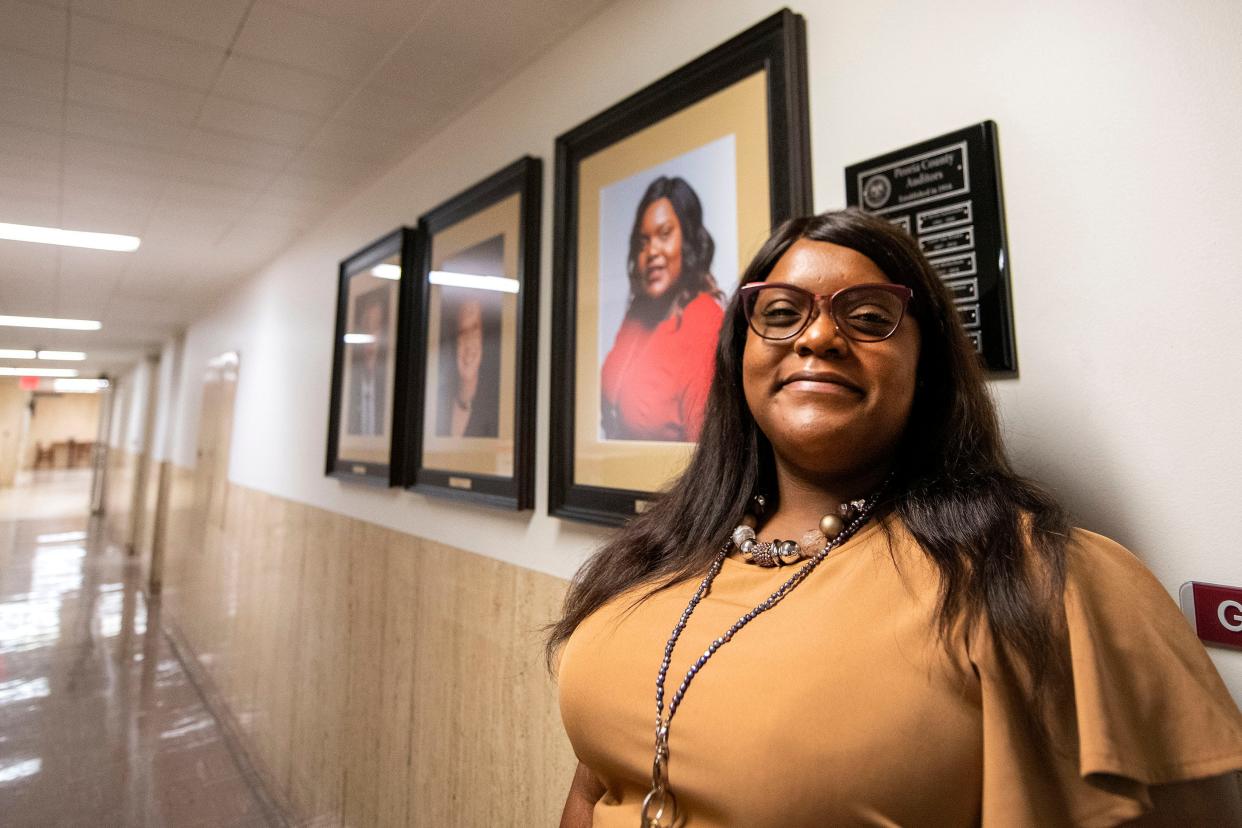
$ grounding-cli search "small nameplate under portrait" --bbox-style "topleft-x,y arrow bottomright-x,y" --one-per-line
634,499 -> 652,514
351,464 -> 368,475
448,476 -> 473,490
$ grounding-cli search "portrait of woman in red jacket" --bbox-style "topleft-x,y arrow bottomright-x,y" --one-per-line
600,175 -> 726,442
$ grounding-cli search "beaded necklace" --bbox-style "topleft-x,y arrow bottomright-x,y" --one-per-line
639,489 -> 884,828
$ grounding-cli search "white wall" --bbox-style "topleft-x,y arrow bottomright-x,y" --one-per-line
122,359 -> 153,455
150,335 -> 184,463
165,0 -> 1242,698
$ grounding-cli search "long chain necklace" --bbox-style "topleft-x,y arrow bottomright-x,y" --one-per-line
639,489 -> 884,828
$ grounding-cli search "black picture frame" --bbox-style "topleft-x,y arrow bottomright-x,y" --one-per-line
325,227 -> 416,486
403,156 -> 542,510
845,121 -> 1017,374
549,9 -> 811,526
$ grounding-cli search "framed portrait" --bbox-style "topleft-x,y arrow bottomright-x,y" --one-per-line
549,9 -> 811,526
404,156 -> 541,509
325,227 -> 415,485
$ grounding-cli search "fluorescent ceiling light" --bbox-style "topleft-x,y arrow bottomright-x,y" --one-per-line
343,333 -> 376,344
371,264 -> 401,280
428,270 -> 519,294
0,367 -> 78,377
0,315 -> 101,331
0,349 -> 36,359
38,351 -> 86,361
53,378 -> 108,393
0,221 -> 140,252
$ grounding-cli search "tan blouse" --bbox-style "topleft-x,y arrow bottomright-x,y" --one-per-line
557,518 -> 1242,826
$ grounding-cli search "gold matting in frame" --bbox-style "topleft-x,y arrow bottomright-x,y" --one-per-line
337,258 -> 401,466
420,193 -> 520,476
572,70 -> 770,492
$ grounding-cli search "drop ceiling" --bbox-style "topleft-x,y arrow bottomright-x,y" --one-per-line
0,0 -> 614,377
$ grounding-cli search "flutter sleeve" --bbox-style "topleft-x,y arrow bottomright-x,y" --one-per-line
970,528 -> 1242,826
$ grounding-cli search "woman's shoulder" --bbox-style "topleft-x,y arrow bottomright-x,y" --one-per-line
968,524 -> 1242,824
680,290 -> 725,326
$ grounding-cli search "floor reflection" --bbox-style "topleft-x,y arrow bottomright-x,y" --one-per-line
0,506 -> 275,827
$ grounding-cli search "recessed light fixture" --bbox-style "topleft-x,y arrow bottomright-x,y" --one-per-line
52,378 -> 108,393
0,221 -> 140,252
343,333 -> 376,344
371,264 -> 401,280
0,349 -> 36,359
37,351 -> 87,361
0,367 -> 78,377
0,316 -> 102,331
428,270 -> 519,294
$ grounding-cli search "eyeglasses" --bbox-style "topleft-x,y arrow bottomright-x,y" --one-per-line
739,282 -> 913,343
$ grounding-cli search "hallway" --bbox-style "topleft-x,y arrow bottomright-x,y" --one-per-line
0,471 -> 279,827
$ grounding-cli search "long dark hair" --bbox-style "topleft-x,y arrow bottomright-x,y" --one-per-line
550,208 -> 1070,701
626,176 -> 725,320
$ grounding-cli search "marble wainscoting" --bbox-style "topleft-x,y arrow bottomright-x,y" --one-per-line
159,465 -> 578,826
104,447 -> 138,549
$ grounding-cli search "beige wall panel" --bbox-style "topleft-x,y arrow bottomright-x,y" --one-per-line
341,519 -> 390,827
287,502 -> 350,822
160,466 -> 576,826
105,448 -> 139,548
376,531 -> 419,827
0,380 -> 28,488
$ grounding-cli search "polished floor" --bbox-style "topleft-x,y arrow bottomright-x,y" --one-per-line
0,470 -> 278,826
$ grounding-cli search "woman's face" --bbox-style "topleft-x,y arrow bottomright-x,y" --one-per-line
636,197 -> 683,300
455,299 -> 483,402
742,239 -> 920,480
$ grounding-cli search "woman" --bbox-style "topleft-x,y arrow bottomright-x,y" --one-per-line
435,289 -> 501,438
601,176 -> 726,442
554,209 -> 1242,826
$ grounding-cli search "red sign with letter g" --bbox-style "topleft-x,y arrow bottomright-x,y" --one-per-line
1180,582 -> 1242,650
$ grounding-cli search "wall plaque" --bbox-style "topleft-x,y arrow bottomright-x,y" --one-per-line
846,121 -> 1016,373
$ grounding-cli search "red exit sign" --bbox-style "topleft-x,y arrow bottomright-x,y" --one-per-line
1180,582 -> 1242,649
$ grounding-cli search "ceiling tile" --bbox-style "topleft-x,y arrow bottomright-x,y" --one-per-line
0,48 -> 65,98
0,195 -> 60,228
71,0 -> 251,49
0,173 -> 60,202
166,154 -> 275,190
159,178 -> 260,210
264,172 -> 348,203
0,280 -> 58,316
66,102 -> 192,151
270,0 -> 430,37
330,85 -> 431,135
69,15 -> 226,91
63,163 -> 167,201
244,193 -> 323,224
1,1 -> 68,59
282,146 -> 375,185
142,203 -> 237,241
179,127 -> 296,171
0,122 -> 61,163
67,64 -> 207,124
213,53 -> 351,117
0,151 -> 59,183
233,1 -> 398,83
64,135 -> 182,178
199,95 -> 322,147
0,87 -> 64,133
57,247 -> 129,283
59,197 -> 150,234
304,119 -> 405,162
0,149 -> 60,202
0,239 -> 60,277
